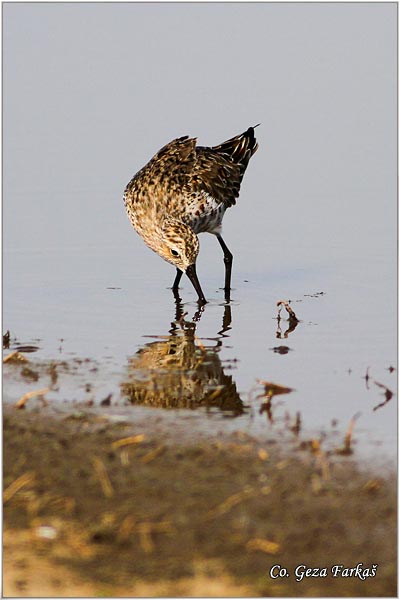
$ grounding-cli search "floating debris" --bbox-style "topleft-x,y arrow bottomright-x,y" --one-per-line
20,367 -> 39,382
363,366 -> 371,389
47,363 -> 58,385
13,345 -> 39,353
15,387 -> 50,409
257,380 -> 294,399
3,330 -> 10,348
3,351 -> 29,364
335,412 -> 361,455
100,393 -> 112,406
304,291 -> 325,298
373,380 -> 394,412
290,412 -> 302,436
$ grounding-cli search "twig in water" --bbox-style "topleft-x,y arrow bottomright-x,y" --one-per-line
4,351 -> 29,364
290,412 -> 302,436
15,387 -> 50,409
335,412 -> 361,455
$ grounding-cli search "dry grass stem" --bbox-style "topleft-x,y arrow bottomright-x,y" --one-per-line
120,448 -> 130,466
111,434 -> 145,450
91,457 -> 114,498
137,521 -> 174,553
206,486 -> 257,520
315,450 -> 331,481
4,471 -> 36,503
246,538 -> 280,555
117,515 -> 136,542
141,445 -> 165,464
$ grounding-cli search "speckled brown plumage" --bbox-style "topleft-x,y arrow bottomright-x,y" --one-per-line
123,125 -> 259,303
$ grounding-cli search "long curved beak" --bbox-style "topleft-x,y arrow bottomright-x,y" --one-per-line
186,264 -> 207,304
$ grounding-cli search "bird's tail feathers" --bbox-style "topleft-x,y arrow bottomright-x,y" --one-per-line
212,125 -> 260,169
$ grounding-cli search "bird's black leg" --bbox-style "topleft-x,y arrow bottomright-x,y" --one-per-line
172,268 -> 183,292
216,234 -> 233,299
186,264 -> 207,304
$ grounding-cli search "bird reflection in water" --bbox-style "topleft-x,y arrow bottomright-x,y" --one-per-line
276,300 -> 299,340
121,296 -> 245,416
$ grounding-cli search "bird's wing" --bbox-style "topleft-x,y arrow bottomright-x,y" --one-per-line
151,136 -> 197,180
187,148 -> 243,208
125,135 -> 248,209
125,136 -> 198,201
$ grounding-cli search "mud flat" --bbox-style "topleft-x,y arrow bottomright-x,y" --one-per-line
3,396 -> 396,598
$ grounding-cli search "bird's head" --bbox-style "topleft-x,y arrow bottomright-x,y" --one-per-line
157,218 -> 206,303
159,218 -> 199,272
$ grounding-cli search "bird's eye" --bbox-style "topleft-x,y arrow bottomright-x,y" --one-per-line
171,249 -> 180,257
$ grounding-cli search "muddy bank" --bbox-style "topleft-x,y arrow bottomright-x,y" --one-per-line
3,403 -> 396,597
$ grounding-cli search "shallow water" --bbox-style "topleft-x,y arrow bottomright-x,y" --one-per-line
4,204 -> 397,461
3,3 -> 396,461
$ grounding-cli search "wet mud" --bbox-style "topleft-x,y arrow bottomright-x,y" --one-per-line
3,396 -> 396,597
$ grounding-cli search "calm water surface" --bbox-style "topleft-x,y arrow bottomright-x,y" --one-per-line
3,180 -> 396,461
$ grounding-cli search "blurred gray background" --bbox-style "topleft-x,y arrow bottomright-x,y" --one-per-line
4,3 -> 396,259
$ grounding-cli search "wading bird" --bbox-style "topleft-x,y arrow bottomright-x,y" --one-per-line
124,125 -> 259,303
